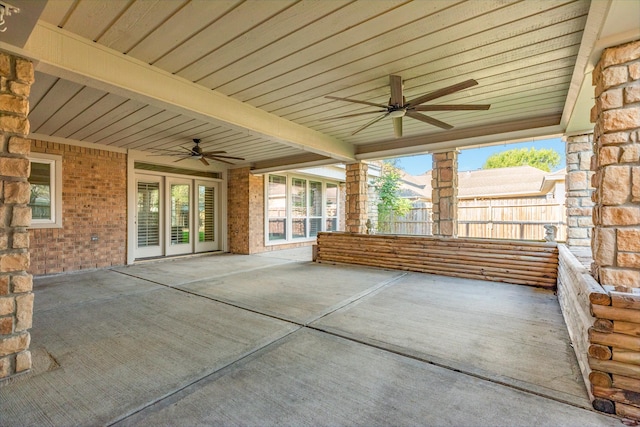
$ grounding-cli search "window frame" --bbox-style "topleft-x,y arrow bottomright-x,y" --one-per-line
265,173 -> 340,245
29,153 -> 62,229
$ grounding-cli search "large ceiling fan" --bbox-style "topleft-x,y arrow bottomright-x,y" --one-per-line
151,139 -> 245,166
323,76 -> 490,137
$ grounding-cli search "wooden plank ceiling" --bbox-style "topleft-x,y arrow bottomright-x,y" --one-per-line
27,0 -> 592,169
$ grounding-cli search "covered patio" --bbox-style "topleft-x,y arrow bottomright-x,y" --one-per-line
0,250 -> 619,426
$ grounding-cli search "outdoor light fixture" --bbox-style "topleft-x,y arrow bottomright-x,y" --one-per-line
0,1 -> 20,32
388,109 -> 407,118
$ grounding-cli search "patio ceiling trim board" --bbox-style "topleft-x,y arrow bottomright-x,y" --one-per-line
355,114 -> 563,159
29,133 -> 128,154
21,22 -> 356,163
249,153 -> 336,175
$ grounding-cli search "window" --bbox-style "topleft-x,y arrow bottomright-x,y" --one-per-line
265,174 -> 340,244
29,154 -> 62,228
326,183 -> 338,232
268,175 -> 287,241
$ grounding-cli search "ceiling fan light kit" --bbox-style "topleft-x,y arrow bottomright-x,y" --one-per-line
324,75 -> 491,137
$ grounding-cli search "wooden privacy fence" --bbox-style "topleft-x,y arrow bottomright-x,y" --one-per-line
379,198 -> 567,241
316,232 -> 559,288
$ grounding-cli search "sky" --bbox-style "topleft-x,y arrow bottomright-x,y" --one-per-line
394,137 -> 566,175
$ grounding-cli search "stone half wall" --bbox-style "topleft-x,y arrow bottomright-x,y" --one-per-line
29,140 -> 127,275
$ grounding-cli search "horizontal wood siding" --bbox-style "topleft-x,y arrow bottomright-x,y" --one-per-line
316,232 -> 558,288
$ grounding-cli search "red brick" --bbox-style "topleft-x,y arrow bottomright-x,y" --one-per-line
29,141 -> 127,275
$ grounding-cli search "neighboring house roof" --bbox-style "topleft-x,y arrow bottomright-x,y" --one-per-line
399,166 -> 566,201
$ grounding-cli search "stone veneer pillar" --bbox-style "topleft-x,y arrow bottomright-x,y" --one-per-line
431,151 -> 458,237
591,40 -> 640,288
345,162 -> 368,233
566,134 -> 595,247
0,52 -> 34,379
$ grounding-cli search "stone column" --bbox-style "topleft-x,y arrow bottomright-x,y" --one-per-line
345,162 -> 368,233
0,52 -> 34,379
591,40 -> 640,288
566,134 -> 595,247
431,151 -> 458,237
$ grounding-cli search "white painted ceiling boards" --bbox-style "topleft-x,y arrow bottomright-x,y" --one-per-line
1,0 -> 639,171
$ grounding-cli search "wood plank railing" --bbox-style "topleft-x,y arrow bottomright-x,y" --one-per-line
315,232 -> 558,288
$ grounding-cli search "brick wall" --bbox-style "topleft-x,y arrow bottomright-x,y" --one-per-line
228,167 -> 326,254
0,52 -> 34,379
29,141 -> 127,275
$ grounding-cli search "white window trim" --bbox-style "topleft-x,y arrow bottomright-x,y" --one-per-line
265,173 -> 340,246
29,153 -> 62,229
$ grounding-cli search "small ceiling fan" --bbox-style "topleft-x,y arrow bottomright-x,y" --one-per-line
151,139 -> 245,166
322,76 -> 490,137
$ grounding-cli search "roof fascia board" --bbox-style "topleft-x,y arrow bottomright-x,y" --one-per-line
22,22 -> 355,163
560,0 -> 611,129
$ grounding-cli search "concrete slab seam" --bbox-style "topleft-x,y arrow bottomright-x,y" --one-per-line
107,269 -> 612,422
106,327 -> 305,427
112,259 -> 299,288
303,272 -> 409,326
304,324 -> 616,419
111,268 -> 302,326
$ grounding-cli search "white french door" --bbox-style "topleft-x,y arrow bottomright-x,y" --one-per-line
136,176 -> 163,258
166,178 -> 192,256
195,181 -> 218,253
135,175 -> 220,259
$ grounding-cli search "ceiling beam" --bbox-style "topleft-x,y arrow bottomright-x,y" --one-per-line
20,22 -> 355,163
249,153 -> 336,175
355,114 -> 563,159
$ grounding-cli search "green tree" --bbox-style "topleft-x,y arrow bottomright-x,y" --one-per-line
482,147 -> 561,172
374,161 -> 412,233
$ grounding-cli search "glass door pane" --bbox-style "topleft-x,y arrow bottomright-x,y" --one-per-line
195,182 -> 218,252
167,181 -> 191,255
135,178 -> 163,258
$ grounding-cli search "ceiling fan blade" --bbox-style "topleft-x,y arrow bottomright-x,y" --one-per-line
392,117 -> 403,138
174,157 -> 189,163
201,150 -> 228,155
406,79 -> 479,107
389,75 -> 403,107
325,96 -> 387,109
352,113 -> 389,135
203,154 -> 245,160
200,157 -> 210,166
319,110 -> 387,121
406,111 -> 453,130
413,104 -> 490,111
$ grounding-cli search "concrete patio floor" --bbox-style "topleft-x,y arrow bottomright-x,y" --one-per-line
0,248 -> 624,426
